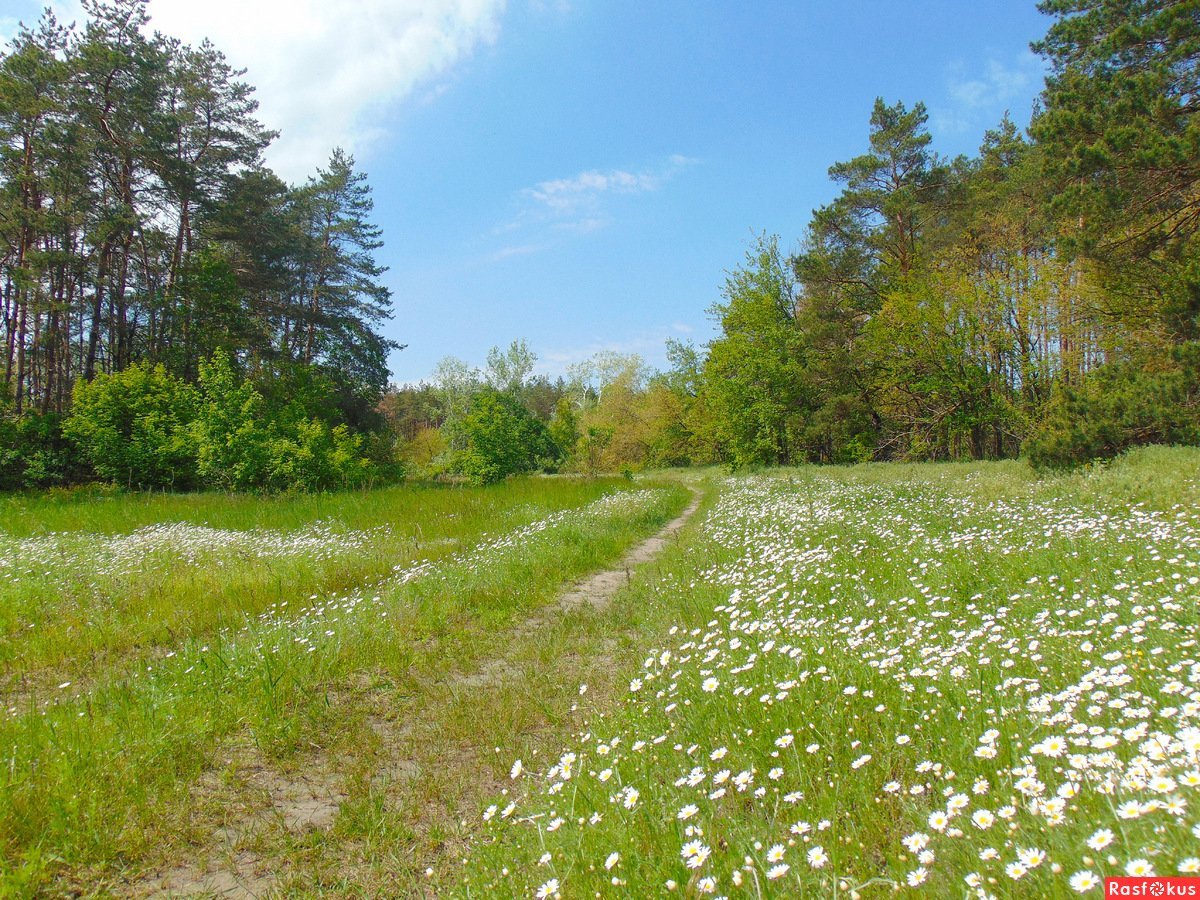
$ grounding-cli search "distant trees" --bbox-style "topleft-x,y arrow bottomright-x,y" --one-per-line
5,0 -> 1195,489
0,0 -> 400,491
376,0 -> 1196,476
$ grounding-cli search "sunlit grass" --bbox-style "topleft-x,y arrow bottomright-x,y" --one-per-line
0,476 -> 690,894
0,478 -> 624,693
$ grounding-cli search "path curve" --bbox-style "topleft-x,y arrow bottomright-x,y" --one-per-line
149,485 -> 705,897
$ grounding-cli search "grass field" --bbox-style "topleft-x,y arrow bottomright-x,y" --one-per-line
2,449 -> 1198,897
0,476 -> 690,895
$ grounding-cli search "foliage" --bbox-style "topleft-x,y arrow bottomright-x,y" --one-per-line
267,418 -> 375,492
0,411 -> 79,489
451,388 -> 558,485
0,0 -> 396,477
702,234 -> 809,467
546,397 -> 579,461
1025,343 -> 1200,468
63,362 -> 199,489
192,350 -> 383,492
191,351 -> 272,491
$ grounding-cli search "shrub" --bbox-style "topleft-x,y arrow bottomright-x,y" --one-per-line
64,364 -> 199,489
0,412 -> 82,490
192,351 -> 273,491
267,419 -> 375,492
451,389 -> 556,485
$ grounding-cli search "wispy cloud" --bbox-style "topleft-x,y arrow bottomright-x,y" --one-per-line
488,243 -> 547,262
528,167 -> 661,212
496,154 -> 698,250
934,50 -> 1046,135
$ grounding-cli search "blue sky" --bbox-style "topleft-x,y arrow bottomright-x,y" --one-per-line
2,0 -> 1053,384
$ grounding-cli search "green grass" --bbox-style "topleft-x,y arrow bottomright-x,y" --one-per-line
0,476 -> 691,895
5,448 -> 1198,898
0,478 -> 631,695
461,448 -> 1200,898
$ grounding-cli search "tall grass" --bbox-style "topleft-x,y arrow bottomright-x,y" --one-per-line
0,477 -> 689,895
0,479 -> 625,693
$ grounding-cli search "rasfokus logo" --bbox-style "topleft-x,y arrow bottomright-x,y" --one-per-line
1106,877 -> 1200,897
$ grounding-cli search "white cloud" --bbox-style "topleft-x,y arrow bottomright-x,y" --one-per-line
488,243 -> 547,261
528,167 -> 662,212
477,154 -> 696,262
43,0 -> 506,182
511,154 -> 697,233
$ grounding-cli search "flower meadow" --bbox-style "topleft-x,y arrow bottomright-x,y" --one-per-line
0,520 -> 390,588
463,454 -> 1200,897
0,477 -> 689,892
6,487 -> 669,716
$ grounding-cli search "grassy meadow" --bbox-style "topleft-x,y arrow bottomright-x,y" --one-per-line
1,448 -> 1198,897
0,476 -> 690,895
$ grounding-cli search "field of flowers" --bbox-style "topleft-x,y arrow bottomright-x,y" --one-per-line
463,449 -> 1200,897
0,477 -> 689,894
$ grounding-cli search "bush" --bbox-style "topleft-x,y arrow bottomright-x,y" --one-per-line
267,419 -> 376,492
0,412 -> 82,490
192,351 -> 273,491
451,389 -> 556,485
64,364 -> 199,489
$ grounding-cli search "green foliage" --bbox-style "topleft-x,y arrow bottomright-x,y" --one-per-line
547,397 -> 579,460
451,389 -> 556,485
193,351 -> 384,492
1033,0 -> 1200,259
64,363 -> 199,489
0,4 -> 395,432
702,234 -> 808,467
1033,0 -> 1200,345
0,411 -> 80,490
192,351 -> 273,491
267,419 -> 375,492
1025,344 -> 1200,468
578,425 -> 614,476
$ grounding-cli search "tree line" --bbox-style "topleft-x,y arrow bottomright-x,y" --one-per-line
0,0 -> 398,490
3,0 -> 1197,491
384,0 -> 1198,477
696,0 -> 1198,468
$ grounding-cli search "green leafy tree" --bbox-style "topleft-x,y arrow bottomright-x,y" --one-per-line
547,397 -> 579,462
267,418 -> 373,492
451,388 -> 555,485
1034,0 -> 1200,343
702,234 -> 808,466
1026,344 -> 1200,467
293,148 -> 398,398
192,350 -> 271,490
64,362 -> 198,488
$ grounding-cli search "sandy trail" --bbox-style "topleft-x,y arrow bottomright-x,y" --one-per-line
147,485 -> 704,898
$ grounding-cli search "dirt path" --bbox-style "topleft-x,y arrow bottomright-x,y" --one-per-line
558,486 -> 703,614
144,485 -> 704,898
457,486 -> 703,690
